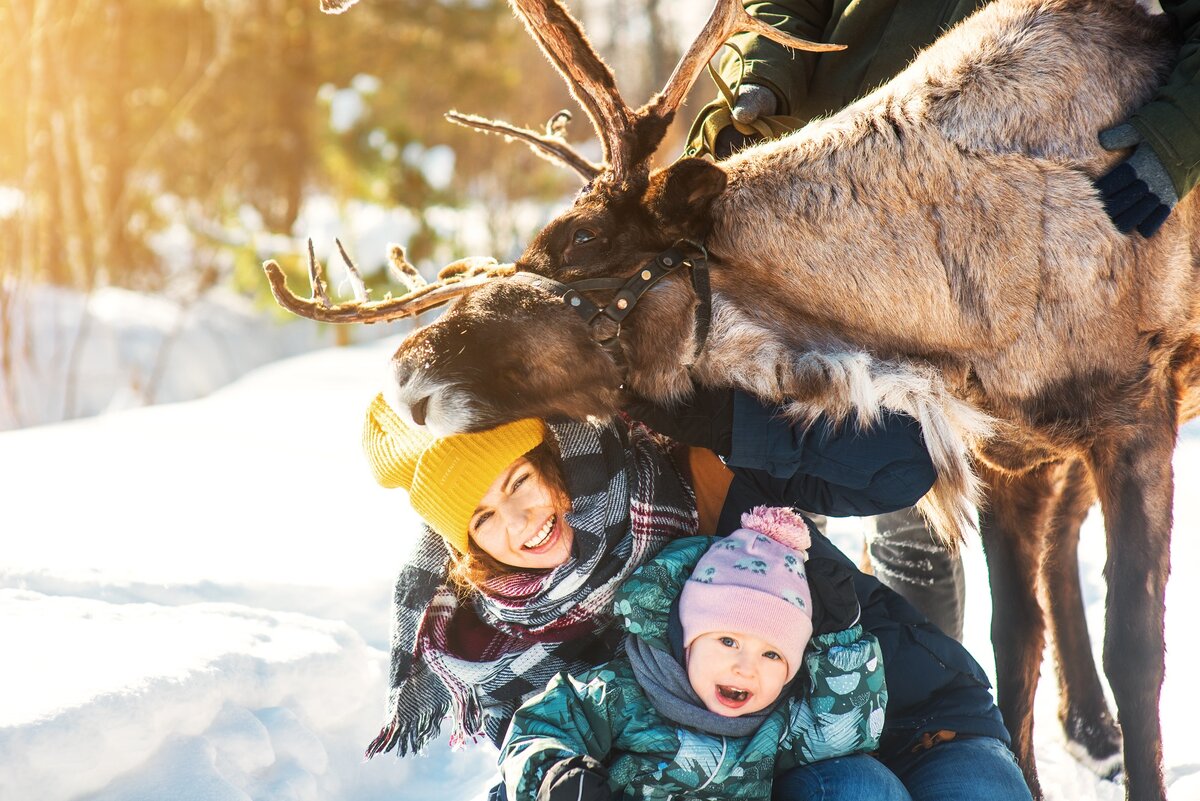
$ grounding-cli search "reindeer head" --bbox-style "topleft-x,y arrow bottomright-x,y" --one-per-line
274,0 -> 840,434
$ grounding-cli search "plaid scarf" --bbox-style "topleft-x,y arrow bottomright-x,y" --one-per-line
365,417 -> 697,757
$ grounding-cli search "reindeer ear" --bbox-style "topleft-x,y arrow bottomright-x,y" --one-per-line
645,158 -> 728,222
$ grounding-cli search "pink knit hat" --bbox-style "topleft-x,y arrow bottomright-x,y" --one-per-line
679,506 -> 814,680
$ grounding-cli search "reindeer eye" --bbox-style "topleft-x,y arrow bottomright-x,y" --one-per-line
573,228 -> 596,245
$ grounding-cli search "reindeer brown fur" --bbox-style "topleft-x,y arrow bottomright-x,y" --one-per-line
276,0 -> 1200,798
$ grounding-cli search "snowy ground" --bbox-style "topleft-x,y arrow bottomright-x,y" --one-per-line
2,335 -> 1198,801
0,283 -> 336,432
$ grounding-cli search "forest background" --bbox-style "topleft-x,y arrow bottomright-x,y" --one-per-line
1,0 -> 701,430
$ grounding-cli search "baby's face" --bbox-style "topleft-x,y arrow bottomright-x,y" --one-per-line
686,631 -> 790,717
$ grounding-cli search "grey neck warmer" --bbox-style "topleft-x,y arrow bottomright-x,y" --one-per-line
625,635 -> 778,738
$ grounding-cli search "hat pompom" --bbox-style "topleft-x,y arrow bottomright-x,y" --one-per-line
740,506 -> 811,552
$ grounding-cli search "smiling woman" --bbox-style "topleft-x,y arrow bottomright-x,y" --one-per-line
360,393 -> 700,759
362,394 -> 578,583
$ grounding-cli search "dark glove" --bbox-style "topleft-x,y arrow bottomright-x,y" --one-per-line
713,125 -> 763,160
622,385 -> 735,456
712,83 -> 777,159
537,755 -> 611,801
805,556 -> 861,635
1094,123 -> 1177,238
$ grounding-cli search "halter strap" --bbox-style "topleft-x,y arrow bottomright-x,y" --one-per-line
511,241 -> 713,386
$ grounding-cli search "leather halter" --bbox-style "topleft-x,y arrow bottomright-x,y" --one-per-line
510,241 -> 712,388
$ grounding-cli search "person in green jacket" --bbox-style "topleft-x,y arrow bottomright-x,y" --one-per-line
672,0 -> 1200,643
499,506 -> 888,801
688,0 -> 1199,239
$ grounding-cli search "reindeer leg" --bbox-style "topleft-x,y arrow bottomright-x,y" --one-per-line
979,462 -> 1062,801
1087,406 -> 1175,801
1040,459 -> 1122,777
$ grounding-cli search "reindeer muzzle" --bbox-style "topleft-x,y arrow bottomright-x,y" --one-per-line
510,241 -> 712,389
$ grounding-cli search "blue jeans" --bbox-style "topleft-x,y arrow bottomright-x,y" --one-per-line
773,737 -> 1031,801
772,753 -> 908,801
887,736 -> 1033,801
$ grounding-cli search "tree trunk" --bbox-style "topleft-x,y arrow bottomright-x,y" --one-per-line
277,0 -> 314,232
21,0 -> 67,285
100,0 -> 129,274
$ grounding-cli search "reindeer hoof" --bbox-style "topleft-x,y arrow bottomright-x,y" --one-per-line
1062,712 -> 1123,779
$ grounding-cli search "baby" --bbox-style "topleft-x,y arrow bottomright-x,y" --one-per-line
499,506 -> 886,801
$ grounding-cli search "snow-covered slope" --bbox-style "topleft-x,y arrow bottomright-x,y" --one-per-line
1,337 -> 1197,800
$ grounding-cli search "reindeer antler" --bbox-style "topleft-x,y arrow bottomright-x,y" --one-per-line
484,0 -> 844,180
506,0 -> 640,177
319,0 -> 360,13
445,109 -> 601,181
262,239 -> 513,324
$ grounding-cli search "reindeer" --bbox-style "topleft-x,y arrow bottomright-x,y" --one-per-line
266,0 -> 1200,798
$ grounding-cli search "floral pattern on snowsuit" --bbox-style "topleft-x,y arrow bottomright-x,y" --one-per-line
499,537 -> 886,801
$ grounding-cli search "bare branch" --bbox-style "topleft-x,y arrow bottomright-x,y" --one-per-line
445,110 -> 600,181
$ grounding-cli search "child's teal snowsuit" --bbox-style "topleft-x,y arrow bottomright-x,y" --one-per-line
499,536 -> 886,801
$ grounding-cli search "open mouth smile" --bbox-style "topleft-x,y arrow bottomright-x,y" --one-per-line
522,515 -> 558,551
715,684 -> 752,709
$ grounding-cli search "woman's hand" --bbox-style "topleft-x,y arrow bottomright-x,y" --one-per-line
806,557 -> 862,635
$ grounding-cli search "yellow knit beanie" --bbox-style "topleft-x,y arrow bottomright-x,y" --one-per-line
362,394 -> 545,553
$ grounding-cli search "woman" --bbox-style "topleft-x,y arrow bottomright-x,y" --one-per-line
361,391 -> 1029,801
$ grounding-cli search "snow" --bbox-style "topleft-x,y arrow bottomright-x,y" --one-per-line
0,282 -> 338,431
2,331 -> 1199,800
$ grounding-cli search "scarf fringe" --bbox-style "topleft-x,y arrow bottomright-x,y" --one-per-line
446,683 -> 486,750
363,704 -> 447,759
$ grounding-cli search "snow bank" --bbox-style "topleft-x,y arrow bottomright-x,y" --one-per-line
0,339 -> 414,647
1,591 -> 371,800
0,336 -> 501,801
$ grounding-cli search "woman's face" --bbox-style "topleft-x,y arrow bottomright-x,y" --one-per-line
468,456 -> 574,570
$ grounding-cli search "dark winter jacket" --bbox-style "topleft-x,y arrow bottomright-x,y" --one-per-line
689,0 -> 1200,199
726,391 -> 937,517
499,537 -> 886,801
718,408 -> 1011,760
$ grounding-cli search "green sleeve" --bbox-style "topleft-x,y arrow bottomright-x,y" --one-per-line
717,0 -> 835,115
499,665 -> 629,801
683,0 -> 833,158
1128,1 -> 1200,197
777,624 -> 887,771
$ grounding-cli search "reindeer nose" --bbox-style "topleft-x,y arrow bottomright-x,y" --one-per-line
410,396 -> 430,427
